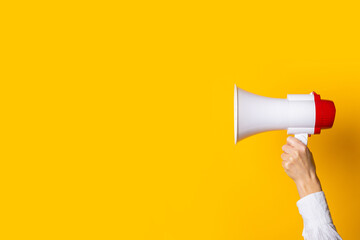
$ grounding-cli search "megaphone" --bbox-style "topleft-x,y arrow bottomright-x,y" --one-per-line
234,85 -> 336,145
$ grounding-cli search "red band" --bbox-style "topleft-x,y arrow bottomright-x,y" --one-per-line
313,92 -> 336,134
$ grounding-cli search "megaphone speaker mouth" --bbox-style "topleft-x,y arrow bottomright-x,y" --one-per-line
234,84 -> 238,144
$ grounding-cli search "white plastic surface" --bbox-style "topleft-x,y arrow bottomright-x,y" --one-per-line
294,133 -> 308,145
234,85 -> 316,144
234,85 -> 238,144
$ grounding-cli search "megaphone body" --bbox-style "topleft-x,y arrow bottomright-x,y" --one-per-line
234,85 -> 336,145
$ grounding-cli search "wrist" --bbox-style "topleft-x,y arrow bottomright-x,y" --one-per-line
295,175 -> 322,199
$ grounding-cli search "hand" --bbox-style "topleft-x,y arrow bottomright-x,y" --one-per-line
281,136 -> 322,198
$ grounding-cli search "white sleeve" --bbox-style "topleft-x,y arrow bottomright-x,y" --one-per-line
296,191 -> 342,240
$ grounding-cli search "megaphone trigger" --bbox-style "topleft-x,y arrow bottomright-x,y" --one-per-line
294,133 -> 309,146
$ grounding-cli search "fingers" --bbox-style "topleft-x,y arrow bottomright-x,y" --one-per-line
281,152 -> 293,161
281,153 -> 293,171
287,136 -> 306,150
282,144 -> 294,154
282,136 -> 309,174
281,159 -> 289,170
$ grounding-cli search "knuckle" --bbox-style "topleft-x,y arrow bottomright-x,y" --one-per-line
285,162 -> 293,170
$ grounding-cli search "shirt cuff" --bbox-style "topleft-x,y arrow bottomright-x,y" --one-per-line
296,191 -> 334,227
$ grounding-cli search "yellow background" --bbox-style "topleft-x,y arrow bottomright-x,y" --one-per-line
1,1 -> 359,239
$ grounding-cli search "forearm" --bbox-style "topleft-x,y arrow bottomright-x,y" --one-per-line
295,174 -> 322,199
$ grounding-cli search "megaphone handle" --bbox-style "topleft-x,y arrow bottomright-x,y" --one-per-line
294,133 -> 308,146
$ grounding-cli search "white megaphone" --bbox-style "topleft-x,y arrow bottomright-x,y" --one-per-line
234,85 -> 336,145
